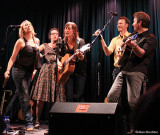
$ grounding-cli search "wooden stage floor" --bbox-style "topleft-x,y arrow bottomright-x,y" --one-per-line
3,122 -> 48,135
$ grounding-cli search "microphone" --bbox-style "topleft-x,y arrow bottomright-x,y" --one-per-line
108,11 -> 118,16
56,37 -> 64,51
56,37 -> 63,45
9,25 -> 21,28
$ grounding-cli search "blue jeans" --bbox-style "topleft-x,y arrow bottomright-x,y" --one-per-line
5,67 -> 33,128
65,74 -> 86,102
107,71 -> 145,110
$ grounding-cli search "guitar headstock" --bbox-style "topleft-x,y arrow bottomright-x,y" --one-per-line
130,33 -> 138,41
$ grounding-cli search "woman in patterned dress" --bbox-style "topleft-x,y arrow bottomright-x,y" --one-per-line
32,28 -> 65,128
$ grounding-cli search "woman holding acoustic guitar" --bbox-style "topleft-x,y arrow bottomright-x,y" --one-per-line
32,28 -> 66,128
60,22 -> 86,102
4,20 -> 40,131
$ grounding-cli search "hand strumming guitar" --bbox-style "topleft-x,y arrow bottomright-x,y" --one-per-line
58,59 -> 63,72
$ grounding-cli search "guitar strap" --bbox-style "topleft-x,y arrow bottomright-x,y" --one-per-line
74,38 -> 80,53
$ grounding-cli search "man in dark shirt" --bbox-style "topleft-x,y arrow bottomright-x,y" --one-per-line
107,11 -> 157,110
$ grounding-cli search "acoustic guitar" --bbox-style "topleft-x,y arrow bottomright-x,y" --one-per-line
57,43 -> 91,84
18,100 -> 34,120
57,53 -> 76,84
118,33 -> 138,66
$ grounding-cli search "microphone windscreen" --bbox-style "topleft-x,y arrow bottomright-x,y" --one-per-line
57,37 -> 62,44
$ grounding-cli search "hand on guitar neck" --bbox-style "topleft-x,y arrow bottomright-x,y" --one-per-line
75,49 -> 84,60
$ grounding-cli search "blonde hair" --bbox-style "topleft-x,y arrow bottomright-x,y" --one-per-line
64,22 -> 79,44
19,20 -> 36,41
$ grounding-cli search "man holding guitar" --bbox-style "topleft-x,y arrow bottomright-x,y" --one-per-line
60,22 -> 86,102
107,11 -> 157,111
94,17 -> 131,80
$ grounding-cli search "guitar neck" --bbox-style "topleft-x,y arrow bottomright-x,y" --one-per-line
64,53 -> 76,66
122,44 -> 127,51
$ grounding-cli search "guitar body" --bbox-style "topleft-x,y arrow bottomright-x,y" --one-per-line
57,44 -> 91,84
118,33 -> 138,66
18,100 -> 34,120
57,54 -> 75,84
118,46 -> 132,66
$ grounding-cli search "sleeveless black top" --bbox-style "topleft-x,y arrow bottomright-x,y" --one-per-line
14,38 -> 36,73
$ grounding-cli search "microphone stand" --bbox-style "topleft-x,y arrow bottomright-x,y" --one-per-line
89,14 -> 116,102
0,26 -> 18,89
90,15 -> 115,47
53,42 -> 62,104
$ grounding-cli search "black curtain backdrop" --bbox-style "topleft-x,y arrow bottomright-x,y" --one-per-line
0,0 -> 160,103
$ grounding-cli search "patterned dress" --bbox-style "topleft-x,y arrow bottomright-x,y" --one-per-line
32,43 -> 66,102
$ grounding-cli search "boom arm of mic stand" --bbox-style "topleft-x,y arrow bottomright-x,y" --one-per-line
90,15 -> 114,47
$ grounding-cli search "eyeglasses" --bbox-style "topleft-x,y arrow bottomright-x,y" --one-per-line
51,33 -> 58,35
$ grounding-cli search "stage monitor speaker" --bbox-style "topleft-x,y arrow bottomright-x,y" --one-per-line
49,102 -> 120,135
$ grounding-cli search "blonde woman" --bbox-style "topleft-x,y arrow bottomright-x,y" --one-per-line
4,20 -> 39,131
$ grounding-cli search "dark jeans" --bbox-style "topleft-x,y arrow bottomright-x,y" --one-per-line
5,67 -> 33,128
65,74 -> 85,102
